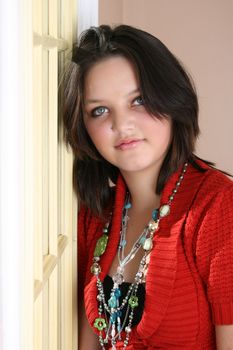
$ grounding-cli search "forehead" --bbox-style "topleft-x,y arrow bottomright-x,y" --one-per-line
84,56 -> 139,100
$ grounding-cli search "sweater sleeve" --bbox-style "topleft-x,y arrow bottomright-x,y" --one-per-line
196,182 -> 233,325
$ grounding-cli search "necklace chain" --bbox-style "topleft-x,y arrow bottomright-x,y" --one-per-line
91,162 -> 188,349
118,198 -> 154,270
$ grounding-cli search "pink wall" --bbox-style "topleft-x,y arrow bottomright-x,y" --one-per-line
99,0 -> 233,173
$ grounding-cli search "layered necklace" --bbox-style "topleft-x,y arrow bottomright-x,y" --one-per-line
90,163 -> 188,349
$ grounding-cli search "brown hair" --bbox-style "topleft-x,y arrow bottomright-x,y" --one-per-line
62,24 -> 201,217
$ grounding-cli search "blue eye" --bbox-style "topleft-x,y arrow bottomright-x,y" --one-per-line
91,106 -> 108,117
133,96 -> 144,106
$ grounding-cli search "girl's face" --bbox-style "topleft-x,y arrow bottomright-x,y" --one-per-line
83,56 -> 172,177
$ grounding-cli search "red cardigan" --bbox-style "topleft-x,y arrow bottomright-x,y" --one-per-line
78,161 -> 233,349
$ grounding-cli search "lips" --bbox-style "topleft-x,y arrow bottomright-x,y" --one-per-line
115,138 -> 143,151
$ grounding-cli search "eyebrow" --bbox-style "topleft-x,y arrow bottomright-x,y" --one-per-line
85,88 -> 140,105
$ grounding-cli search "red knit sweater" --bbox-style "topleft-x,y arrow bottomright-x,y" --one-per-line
78,161 -> 233,349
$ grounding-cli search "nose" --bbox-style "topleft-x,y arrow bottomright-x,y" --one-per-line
111,108 -> 135,133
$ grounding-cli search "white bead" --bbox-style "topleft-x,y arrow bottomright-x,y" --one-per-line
117,266 -> 124,274
143,237 -> 153,251
125,326 -> 132,333
113,273 -> 124,285
159,204 -> 170,217
148,220 -> 159,231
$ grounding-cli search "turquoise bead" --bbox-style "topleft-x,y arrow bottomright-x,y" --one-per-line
152,209 -> 159,220
139,236 -> 146,245
110,313 -> 117,323
124,202 -> 132,209
114,288 -> 121,298
120,239 -> 126,247
108,295 -> 117,308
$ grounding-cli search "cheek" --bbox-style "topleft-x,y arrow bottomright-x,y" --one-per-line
84,121 -> 110,150
144,117 -> 172,140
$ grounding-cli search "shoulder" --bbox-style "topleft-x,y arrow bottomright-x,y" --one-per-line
193,164 -> 233,230
203,169 -> 232,209
194,166 -> 233,253
203,166 -> 232,188
182,163 -> 233,247
197,171 -> 233,234
191,162 -> 233,205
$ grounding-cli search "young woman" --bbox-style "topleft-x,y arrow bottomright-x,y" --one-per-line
62,25 -> 233,349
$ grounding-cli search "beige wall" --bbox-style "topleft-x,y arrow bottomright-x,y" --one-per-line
99,0 -> 123,24
99,0 -> 233,173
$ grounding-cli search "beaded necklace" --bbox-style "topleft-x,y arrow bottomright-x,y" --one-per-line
90,163 -> 188,349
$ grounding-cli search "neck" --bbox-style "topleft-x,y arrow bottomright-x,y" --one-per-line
120,169 -> 161,211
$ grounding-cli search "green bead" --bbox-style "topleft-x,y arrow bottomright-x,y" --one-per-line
94,234 -> 108,257
128,296 -> 138,308
94,317 -> 107,331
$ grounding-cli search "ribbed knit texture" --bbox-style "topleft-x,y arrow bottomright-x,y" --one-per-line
78,161 -> 233,349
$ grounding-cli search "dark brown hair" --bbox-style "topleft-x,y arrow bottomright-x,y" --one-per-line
62,24 -> 201,217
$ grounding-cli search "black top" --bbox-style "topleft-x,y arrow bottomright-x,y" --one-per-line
103,275 -> 146,327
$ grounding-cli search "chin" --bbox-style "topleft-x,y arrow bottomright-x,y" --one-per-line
119,163 -> 154,173
118,158 -> 165,175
